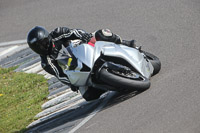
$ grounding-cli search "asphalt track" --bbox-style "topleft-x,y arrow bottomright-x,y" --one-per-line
1,0 -> 200,133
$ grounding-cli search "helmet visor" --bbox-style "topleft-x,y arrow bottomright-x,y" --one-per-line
33,38 -> 51,55
39,38 -> 50,51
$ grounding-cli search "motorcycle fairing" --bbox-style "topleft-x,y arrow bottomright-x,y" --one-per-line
64,41 -> 153,86
63,43 -> 94,86
94,41 -> 154,78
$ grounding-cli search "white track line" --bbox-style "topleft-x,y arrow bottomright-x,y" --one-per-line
69,91 -> 115,133
0,45 -> 19,56
0,40 -> 28,61
22,62 -> 41,71
0,40 -> 26,47
24,64 -> 43,74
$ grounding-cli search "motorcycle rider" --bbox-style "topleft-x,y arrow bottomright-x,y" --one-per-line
27,26 -> 135,101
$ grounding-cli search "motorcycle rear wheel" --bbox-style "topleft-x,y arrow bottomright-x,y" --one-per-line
99,68 -> 151,91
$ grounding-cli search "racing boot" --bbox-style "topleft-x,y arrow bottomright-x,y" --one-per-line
122,40 -> 136,48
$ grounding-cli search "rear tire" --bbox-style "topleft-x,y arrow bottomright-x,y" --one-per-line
99,68 -> 151,91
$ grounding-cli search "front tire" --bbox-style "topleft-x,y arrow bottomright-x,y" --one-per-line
99,68 -> 150,91
143,51 -> 161,76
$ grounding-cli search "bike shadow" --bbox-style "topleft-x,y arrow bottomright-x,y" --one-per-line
104,89 -> 143,110
25,89 -> 145,133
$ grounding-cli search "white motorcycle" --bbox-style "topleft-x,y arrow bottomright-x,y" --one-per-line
57,40 -> 161,96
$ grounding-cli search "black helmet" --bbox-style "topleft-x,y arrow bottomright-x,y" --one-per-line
27,26 -> 51,55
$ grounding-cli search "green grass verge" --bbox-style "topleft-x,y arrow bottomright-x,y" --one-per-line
0,67 -> 49,133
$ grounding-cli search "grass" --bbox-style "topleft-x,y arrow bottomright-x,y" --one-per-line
0,67 -> 49,133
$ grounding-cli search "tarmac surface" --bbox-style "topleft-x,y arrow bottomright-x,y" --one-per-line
1,0 -> 200,133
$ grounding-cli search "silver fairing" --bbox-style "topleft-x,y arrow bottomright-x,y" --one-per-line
62,41 -> 153,86
63,43 -> 95,86
94,41 -> 154,78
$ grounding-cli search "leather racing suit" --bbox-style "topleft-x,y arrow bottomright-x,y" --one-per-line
40,27 -> 125,101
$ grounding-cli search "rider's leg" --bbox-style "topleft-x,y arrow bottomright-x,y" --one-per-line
94,29 -> 136,48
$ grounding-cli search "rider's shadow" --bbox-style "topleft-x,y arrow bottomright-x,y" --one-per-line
25,90 -> 144,133
104,90 -> 142,110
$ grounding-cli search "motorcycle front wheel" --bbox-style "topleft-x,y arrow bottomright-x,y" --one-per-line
99,68 -> 151,92
142,51 -> 161,76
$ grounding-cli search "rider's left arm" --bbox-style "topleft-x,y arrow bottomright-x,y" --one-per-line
50,27 -> 92,43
